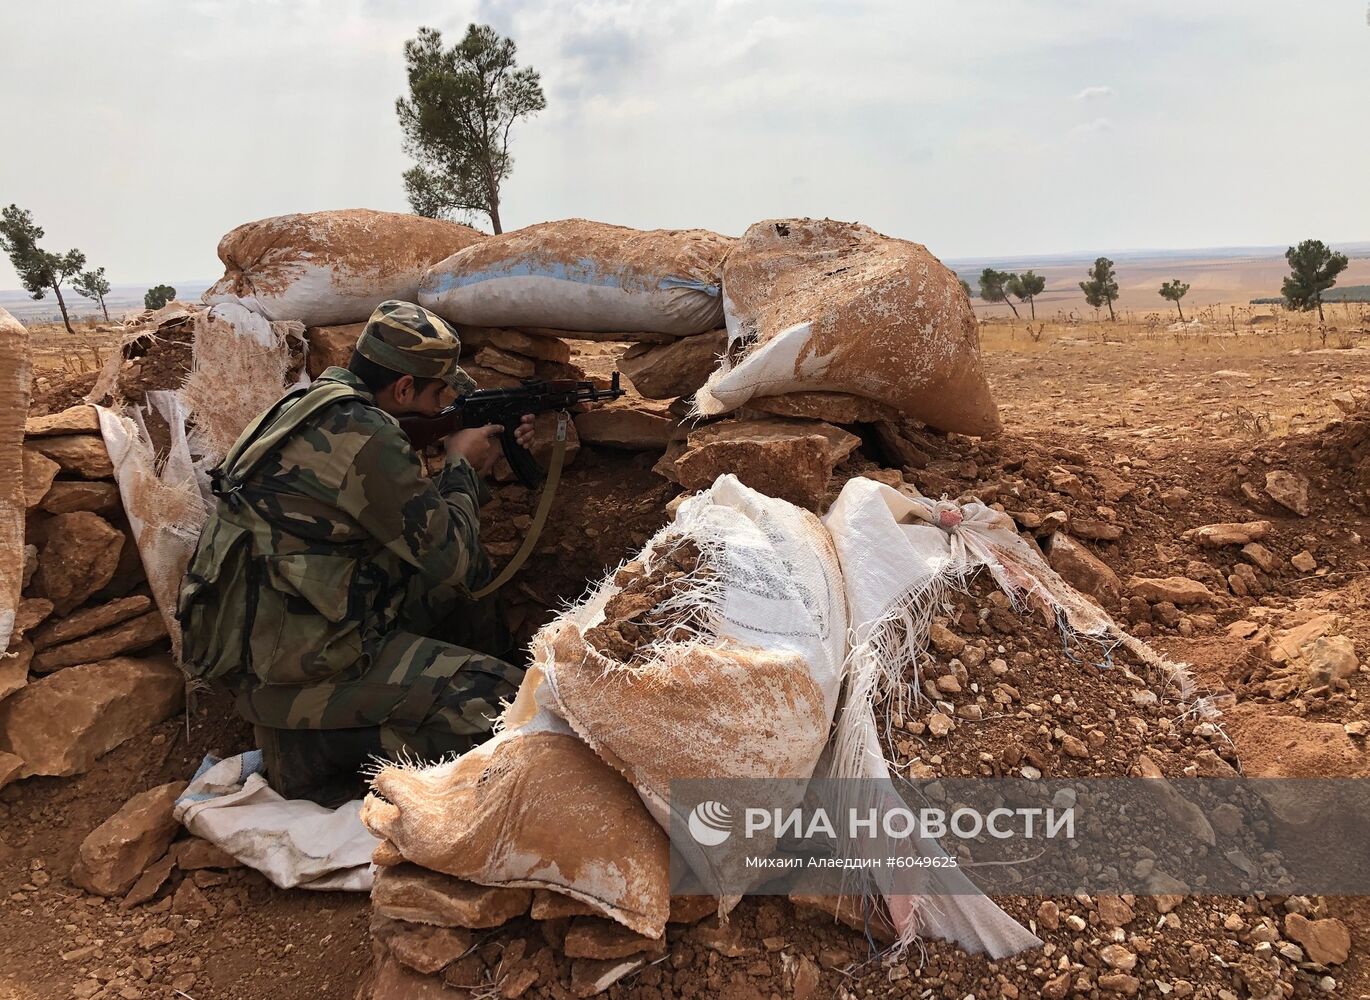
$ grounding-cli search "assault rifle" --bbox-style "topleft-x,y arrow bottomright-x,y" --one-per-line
397,373 -> 625,487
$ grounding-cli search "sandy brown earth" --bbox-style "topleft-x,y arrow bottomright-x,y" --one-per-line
2,318 -> 1367,999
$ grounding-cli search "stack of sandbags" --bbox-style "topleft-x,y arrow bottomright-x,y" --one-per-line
359,475 -> 852,994
1,396 -> 181,787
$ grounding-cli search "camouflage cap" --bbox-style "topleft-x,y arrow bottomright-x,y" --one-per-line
356,300 -> 476,395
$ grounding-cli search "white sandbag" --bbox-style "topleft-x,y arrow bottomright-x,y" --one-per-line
418,219 -> 730,335
0,308 -> 31,651
180,302 -> 305,469
819,475 -> 1199,957
363,686 -> 673,938
97,393 -> 211,659
695,219 -> 1000,436
203,209 -> 484,326
175,751 -> 376,891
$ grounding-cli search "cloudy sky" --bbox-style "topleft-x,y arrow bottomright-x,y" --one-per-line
1,0 -> 1367,288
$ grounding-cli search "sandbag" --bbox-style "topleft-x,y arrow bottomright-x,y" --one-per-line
363,694 -> 672,938
203,209 -> 484,326
418,219 -> 730,336
694,218 -> 1000,436
0,308 -> 31,651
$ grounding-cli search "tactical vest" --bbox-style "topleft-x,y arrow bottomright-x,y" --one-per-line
176,380 -> 368,684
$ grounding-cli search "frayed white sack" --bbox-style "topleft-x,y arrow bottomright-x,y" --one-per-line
97,392 -> 211,659
820,476 -> 1198,958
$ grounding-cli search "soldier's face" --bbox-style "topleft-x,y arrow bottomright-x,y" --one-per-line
385,375 -> 457,416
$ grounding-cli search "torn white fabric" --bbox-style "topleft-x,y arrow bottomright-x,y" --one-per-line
96,393 -> 211,658
175,751 -> 376,891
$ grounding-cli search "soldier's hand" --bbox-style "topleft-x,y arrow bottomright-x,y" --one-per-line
448,424 -> 504,475
513,413 -> 536,450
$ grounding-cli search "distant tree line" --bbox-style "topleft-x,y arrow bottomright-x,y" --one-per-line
969,239 -> 1351,322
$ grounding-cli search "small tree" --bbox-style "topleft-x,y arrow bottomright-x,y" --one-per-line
0,204 -> 86,334
1006,270 -> 1046,319
73,266 -> 112,321
1281,239 -> 1348,323
396,24 -> 547,233
1079,256 -> 1119,321
1159,279 -> 1190,322
144,284 -> 177,310
978,268 -> 1020,318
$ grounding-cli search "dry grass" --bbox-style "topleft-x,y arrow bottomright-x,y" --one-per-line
25,318 -> 124,376
978,300 -> 1369,361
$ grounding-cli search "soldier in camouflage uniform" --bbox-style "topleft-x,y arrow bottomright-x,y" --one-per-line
177,300 -> 533,804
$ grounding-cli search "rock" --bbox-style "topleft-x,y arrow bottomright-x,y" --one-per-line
0,655 -> 184,777
474,346 -> 536,378
1098,972 -> 1141,995
371,863 -> 532,928
138,927 -> 175,951
667,895 -> 717,925
0,750 -> 22,790
21,448 -> 60,508
120,852 -> 178,908
617,330 -> 726,399
562,917 -> 664,960
363,952 -> 455,1000
26,405 -> 101,437
0,642 -> 31,702
791,955 -> 821,1000
1191,521 -> 1271,547
1036,900 -> 1060,930
1126,576 -> 1214,606
1136,754 -> 1215,845
39,480 -> 121,515
870,420 -> 932,469
1265,470 -> 1310,516
22,543 -> 37,589
1240,542 -> 1279,573
32,610 -> 169,673
569,956 -> 646,997
1096,894 -> 1134,928
1042,971 -> 1072,999
30,596 -> 154,652
1047,533 -> 1122,607
1291,549 -> 1317,572
926,712 -> 955,738
33,512 -> 125,614
1048,467 -> 1086,498
71,782 -> 185,896
750,392 -> 900,425
1060,734 -> 1089,759
304,323 -> 363,379
573,408 -> 676,450
670,417 -> 860,509
176,837 -> 243,870
1099,943 -> 1138,971
1284,914 -> 1350,965
170,878 -> 216,919
1346,721 -> 1368,739
1302,636 -> 1359,684
470,327 -> 571,364
12,598 -> 54,639
25,435 -> 114,479
372,915 -> 473,975
928,622 -> 966,655
1071,518 -> 1123,541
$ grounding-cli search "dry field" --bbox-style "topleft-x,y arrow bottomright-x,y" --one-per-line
2,312 -> 1367,999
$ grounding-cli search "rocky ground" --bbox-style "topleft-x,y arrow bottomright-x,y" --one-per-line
1,320 -> 1366,999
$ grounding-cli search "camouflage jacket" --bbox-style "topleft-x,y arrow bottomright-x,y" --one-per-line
177,367 -> 490,687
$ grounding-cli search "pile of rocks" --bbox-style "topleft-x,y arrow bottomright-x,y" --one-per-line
361,863 -> 717,998
1,404 -> 182,786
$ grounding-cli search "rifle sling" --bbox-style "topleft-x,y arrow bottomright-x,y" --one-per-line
470,415 -> 569,600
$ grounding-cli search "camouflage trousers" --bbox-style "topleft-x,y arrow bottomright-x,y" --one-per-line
237,587 -> 525,764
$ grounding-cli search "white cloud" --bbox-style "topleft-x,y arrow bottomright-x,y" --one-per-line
1074,85 -> 1116,101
